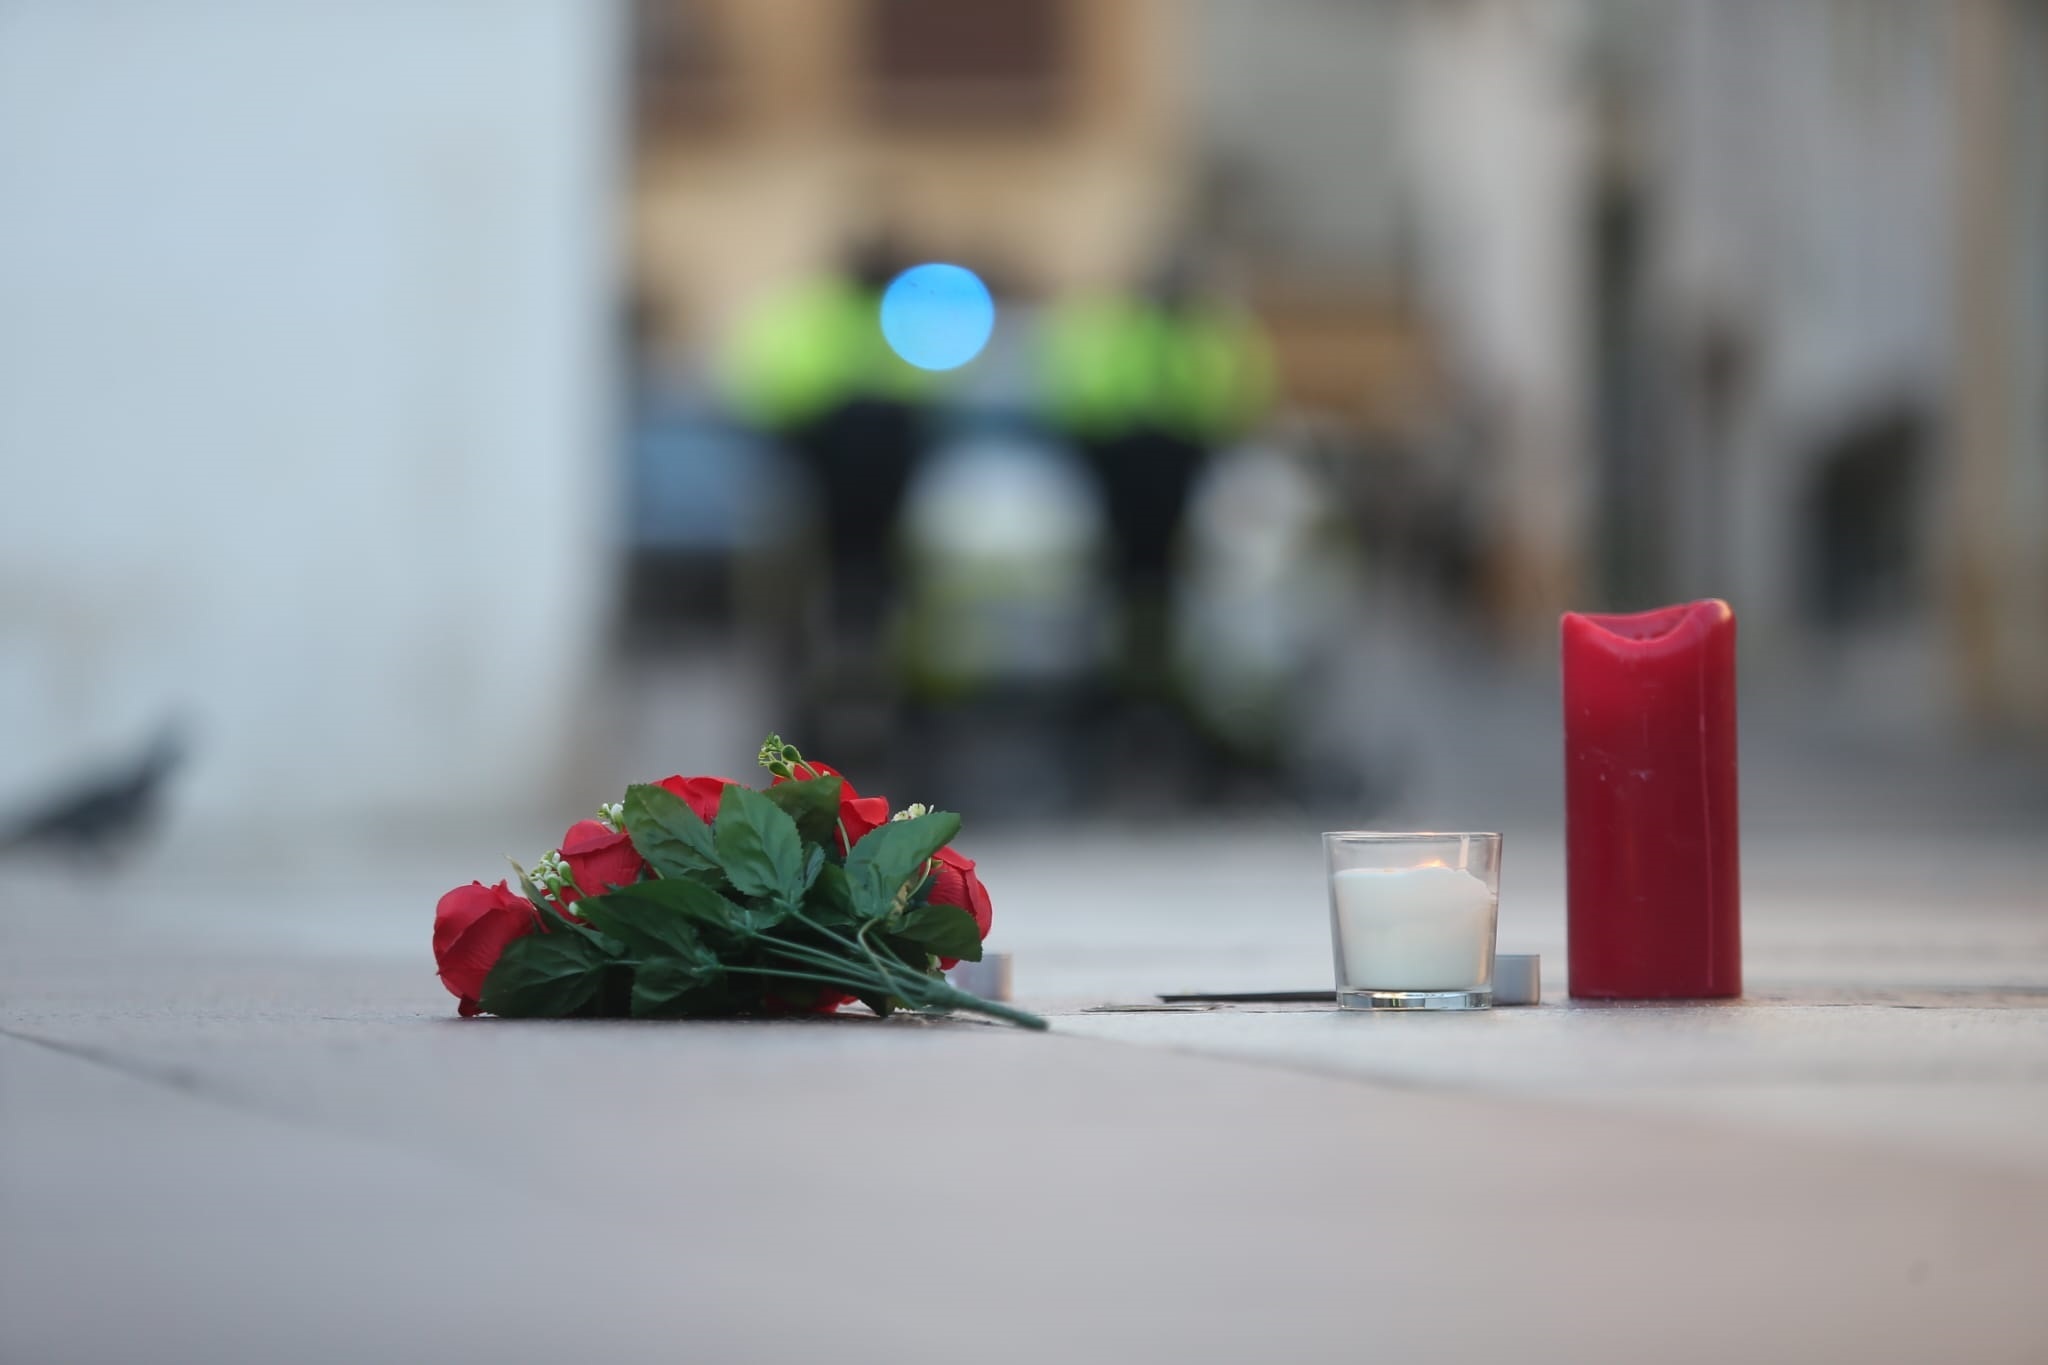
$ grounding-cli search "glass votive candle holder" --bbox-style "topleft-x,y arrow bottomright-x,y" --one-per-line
1323,832 -> 1502,1011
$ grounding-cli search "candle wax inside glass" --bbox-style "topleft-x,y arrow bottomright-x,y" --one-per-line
1331,865 -> 1495,991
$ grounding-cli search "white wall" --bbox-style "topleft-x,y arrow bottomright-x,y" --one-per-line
0,1 -> 623,825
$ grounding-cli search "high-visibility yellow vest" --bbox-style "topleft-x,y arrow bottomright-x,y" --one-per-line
724,278 -> 936,429
1040,297 -> 1272,443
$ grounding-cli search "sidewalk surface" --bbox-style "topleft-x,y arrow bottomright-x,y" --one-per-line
4,809 -> 2046,1364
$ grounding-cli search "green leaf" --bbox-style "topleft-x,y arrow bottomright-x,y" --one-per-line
803,860 -> 857,930
621,783 -> 721,880
892,907 -> 978,965
879,933 -> 935,974
761,775 -> 845,850
477,929 -> 617,1018
574,880 -> 722,956
714,783 -> 806,902
842,811 -> 960,921
629,952 -> 724,1018
615,877 -> 786,940
893,903 -> 983,962
856,991 -> 896,1019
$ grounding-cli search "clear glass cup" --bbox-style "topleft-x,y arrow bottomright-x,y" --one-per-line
1323,832 -> 1502,1011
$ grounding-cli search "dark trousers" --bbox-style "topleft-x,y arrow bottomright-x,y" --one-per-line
1081,427 -> 1209,695
792,397 -> 922,638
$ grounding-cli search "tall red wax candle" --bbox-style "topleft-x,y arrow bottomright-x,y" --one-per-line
1562,599 -> 1740,999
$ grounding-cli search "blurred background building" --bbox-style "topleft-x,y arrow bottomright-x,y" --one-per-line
0,0 -> 2042,841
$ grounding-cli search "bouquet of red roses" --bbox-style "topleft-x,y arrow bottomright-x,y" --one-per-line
431,736 -> 1044,1029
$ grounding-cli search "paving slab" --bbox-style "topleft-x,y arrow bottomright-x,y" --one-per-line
4,949 -> 2048,1363
4,822 -> 2047,1362
1056,997 -> 2048,1173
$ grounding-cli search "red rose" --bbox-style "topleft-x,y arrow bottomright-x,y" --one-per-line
928,846 -> 993,968
839,794 -> 891,849
657,774 -> 738,824
930,847 -> 993,937
560,818 -> 644,900
433,880 -> 540,1016
774,762 -> 888,852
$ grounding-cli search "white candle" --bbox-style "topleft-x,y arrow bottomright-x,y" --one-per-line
1332,865 -> 1496,991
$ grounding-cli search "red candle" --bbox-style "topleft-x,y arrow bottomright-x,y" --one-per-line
1561,599 -> 1740,999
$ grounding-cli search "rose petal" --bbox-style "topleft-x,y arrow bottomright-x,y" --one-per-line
931,848 -> 992,933
560,819 -> 645,898
840,794 -> 892,850
928,849 -> 993,969
433,880 -> 539,1007
656,774 -> 739,824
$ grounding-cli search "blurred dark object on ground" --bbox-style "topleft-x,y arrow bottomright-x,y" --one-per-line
0,722 -> 187,866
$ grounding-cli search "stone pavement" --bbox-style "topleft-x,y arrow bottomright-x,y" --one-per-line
3,821 -> 2047,1363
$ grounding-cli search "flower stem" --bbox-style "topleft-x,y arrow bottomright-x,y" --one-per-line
758,936 -> 921,1002
750,935 -> 1044,1029
778,908 -> 909,994
915,981 -> 1049,1031
722,962 -> 879,994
